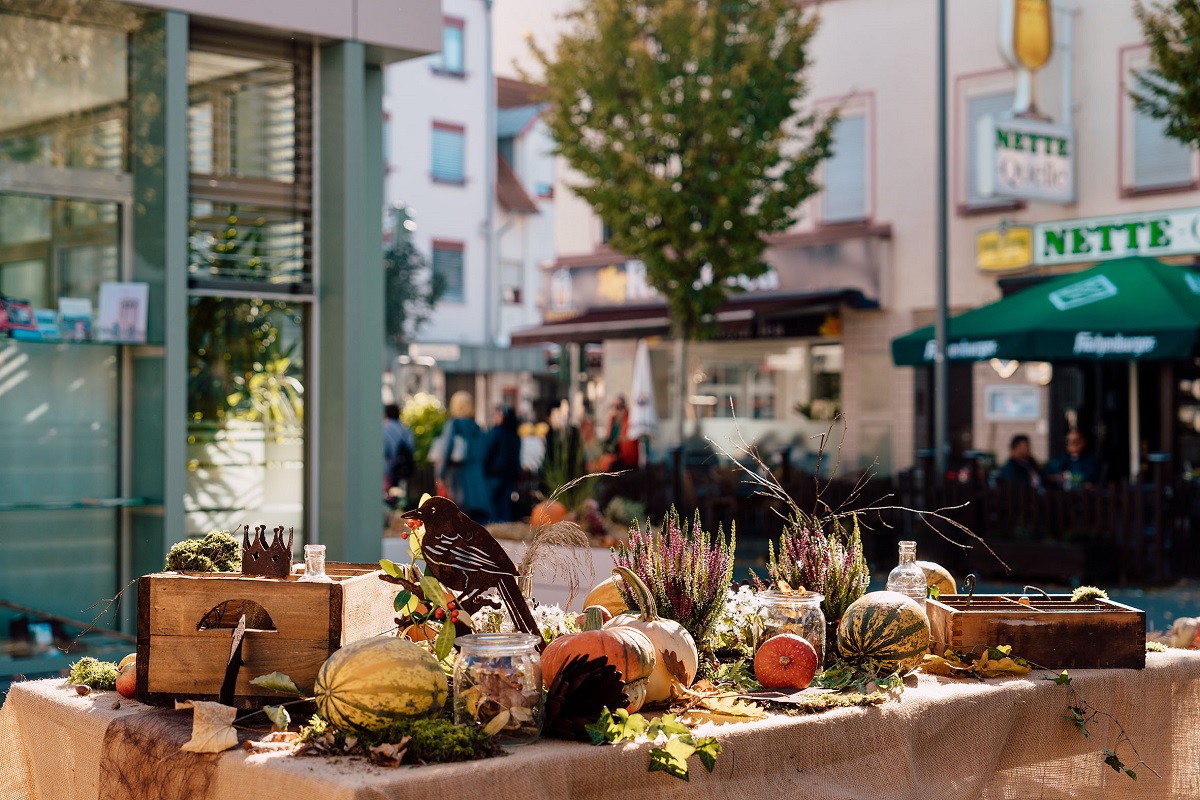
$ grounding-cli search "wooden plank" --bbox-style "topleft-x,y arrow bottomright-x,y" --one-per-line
144,632 -> 328,696
143,573 -> 332,639
338,569 -> 402,643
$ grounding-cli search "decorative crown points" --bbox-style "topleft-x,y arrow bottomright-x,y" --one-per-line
241,524 -> 294,578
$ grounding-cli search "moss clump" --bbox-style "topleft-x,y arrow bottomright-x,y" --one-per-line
298,714 -> 499,763
165,530 -> 241,572
1070,585 -> 1109,603
68,657 -> 120,690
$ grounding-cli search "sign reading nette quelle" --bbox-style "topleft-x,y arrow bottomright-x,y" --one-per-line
976,207 -> 1200,271
977,114 -> 1076,204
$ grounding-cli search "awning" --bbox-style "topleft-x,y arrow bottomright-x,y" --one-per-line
510,288 -> 872,346
891,256 -> 1200,366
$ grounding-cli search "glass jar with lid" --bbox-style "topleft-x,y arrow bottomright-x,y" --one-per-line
453,632 -> 544,746
755,590 -> 826,665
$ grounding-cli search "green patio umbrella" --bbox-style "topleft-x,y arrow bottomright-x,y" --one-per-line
891,256 -> 1200,367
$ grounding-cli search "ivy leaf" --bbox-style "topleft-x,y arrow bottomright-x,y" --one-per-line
434,619 -> 456,661
693,736 -> 722,773
648,736 -> 696,781
1125,769 -> 1137,780
1045,670 -> 1072,686
249,672 -> 304,696
1103,748 -> 1125,773
647,714 -> 690,739
610,708 -> 648,742
421,575 -> 449,610
379,559 -> 404,578
927,585 -> 940,600
264,704 -> 290,732
586,707 -> 616,745
393,590 -> 414,613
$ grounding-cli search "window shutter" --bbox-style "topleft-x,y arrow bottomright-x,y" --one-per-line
967,92 -> 1014,206
432,128 -> 465,182
433,245 -> 465,302
822,113 -> 868,223
1133,111 -> 1192,189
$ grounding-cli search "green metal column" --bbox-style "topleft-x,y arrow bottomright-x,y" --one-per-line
316,42 -> 385,562
127,10 -> 189,619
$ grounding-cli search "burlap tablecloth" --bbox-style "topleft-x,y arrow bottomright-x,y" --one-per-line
3,649 -> 1199,800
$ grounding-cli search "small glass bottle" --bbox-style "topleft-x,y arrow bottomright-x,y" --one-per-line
296,544 -> 333,582
454,633 -> 544,746
886,540 -> 927,611
755,590 -> 826,665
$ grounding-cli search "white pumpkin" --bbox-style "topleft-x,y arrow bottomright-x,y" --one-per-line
603,566 -> 699,703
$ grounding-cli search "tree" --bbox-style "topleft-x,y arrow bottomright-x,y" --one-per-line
384,205 -> 445,355
531,0 -> 835,444
1131,0 -> 1200,146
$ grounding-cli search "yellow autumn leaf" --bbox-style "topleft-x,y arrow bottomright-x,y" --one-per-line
919,654 -> 975,677
975,656 -> 1031,678
177,700 -> 239,753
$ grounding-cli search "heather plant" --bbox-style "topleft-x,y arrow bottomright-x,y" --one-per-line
762,512 -> 868,624
611,507 -> 735,646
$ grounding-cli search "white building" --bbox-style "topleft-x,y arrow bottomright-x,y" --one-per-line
385,1 -> 556,418
508,0 -> 1200,478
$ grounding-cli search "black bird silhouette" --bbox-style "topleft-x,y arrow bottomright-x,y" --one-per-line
401,496 -> 541,642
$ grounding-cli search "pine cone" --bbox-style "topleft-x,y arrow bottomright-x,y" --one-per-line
543,654 -> 629,741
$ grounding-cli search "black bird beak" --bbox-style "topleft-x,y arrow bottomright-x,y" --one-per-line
400,507 -> 423,520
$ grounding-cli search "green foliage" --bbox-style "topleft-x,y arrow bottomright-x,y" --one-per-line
612,507 -> 736,645
531,0 -> 836,342
68,657 -> 119,690
250,672 -> 305,696
814,657 -> 904,694
299,713 -> 498,763
701,658 -> 761,693
586,708 -> 720,782
763,513 -> 868,624
400,393 -> 448,465
1131,1 -> 1200,146
384,206 -> 445,353
164,530 -> 242,572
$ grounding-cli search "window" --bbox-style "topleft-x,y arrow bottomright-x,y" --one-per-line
966,91 -> 1015,208
1131,109 -> 1192,190
432,240 -> 464,302
430,18 -> 464,76
821,113 -> 868,223
432,123 -> 465,184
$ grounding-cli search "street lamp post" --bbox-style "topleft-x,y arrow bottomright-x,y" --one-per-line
934,0 -> 950,477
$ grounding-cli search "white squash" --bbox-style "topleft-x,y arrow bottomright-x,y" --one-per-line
603,566 -> 698,703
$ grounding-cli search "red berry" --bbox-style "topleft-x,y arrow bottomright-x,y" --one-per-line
451,610 -> 460,623
448,601 -> 457,610
400,531 -> 409,539
434,607 -> 445,620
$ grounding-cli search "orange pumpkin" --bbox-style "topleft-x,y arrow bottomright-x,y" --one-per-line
530,500 -> 569,527
541,607 -> 657,712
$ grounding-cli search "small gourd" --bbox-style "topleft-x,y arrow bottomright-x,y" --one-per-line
542,606 -> 657,712
314,638 -> 447,732
583,577 -> 629,616
603,566 -> 699,703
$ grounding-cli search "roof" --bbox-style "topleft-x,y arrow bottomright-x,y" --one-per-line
497,105 -> 542,139
497,76 -> 544,108
497,155 -> 539,214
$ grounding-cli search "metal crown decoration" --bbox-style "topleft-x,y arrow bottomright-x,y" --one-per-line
240,524 -> 294,578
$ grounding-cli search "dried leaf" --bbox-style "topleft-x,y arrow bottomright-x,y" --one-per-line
178,700 -> 239,753
369,740 -> 409,767
662,650 -> 691,700
974,655 -> 1031,678
918,654 -> 975,678
482,709 -> 511,735
696,694 -> 767,720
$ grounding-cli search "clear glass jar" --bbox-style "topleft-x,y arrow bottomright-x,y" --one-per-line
886,540 -> 927,611
453,633 -> 544,747
296,544 -> 333,582
756,590 -> 826,665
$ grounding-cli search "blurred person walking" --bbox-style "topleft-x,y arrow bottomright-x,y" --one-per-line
383,403 -> 415,499
484,405 -> 523,523
435,391 -> 492,523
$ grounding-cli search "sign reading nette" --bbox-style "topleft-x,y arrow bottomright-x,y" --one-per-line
977,207 -> 1200,270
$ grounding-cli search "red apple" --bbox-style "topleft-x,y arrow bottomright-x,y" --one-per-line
754,633 -> 819,690
116,662 -> 137,699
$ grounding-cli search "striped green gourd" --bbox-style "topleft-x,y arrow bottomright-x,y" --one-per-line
836,591 -> 930,673
314,637 -> 447,732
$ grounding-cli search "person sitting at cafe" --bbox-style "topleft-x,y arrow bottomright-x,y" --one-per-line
997,433 -> 1041,489
1048,428 -> 1102,489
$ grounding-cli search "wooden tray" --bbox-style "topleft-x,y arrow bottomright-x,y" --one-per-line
925,594 -> 1146,670
136,563 -> 400,707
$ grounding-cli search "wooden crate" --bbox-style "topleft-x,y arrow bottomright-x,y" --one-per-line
136,563 -> 400,707
925,595 -> 1146,670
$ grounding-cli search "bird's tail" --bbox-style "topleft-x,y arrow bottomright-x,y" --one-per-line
497,575 -> 544,651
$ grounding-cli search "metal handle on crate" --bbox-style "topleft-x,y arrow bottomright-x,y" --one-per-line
964,574 -> 977,607
1023,585 -> 1052,601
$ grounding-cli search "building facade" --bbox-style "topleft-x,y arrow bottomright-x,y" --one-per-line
0,0 -> 439,666
385,3 -> 557,421
510,0 -> 1199,477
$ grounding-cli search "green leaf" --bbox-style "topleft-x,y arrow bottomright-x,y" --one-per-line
393,590 -> 413,613
927,584 -> 940,600
264,704 -> 290,731
249,672 -> 304,696
647,714 -> 689,739
1125,769 -> 1137,780
379,559 -> 404,578
421,575 -> 449,610
586,708 -> 617,745
434,619 -> 456,661
693,736 -> 722,773
648,736 -> 696,781
1045,670 -> 1072,686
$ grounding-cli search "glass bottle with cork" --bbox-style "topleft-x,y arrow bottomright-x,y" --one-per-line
886,540 -> 927,612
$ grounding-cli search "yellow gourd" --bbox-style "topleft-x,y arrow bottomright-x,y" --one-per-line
603,566 -> 698,703
583,577 -> 629,616
314,638 -> 447,732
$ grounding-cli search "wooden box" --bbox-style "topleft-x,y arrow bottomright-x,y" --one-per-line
925,595 -> 1146,670
136,563 -> 400,707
